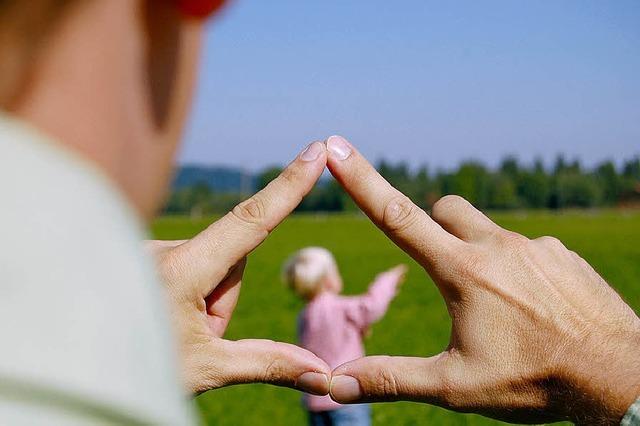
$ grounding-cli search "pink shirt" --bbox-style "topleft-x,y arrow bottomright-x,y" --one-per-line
298,271 -> 402,412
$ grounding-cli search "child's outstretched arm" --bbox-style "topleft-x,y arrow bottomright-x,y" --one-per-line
343,265 -> 407,330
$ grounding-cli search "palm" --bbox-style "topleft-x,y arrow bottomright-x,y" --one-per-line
146,142 -> 332,396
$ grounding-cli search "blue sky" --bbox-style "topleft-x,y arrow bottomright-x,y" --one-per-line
180,0 -> 640,172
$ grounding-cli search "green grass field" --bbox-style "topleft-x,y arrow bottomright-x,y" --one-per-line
152,210 -> 640,426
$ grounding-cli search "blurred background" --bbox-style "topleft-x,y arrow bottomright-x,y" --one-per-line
155,1 -> 640,424
170,0 -> 639,217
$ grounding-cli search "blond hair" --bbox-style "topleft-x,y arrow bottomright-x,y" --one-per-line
283,247 -> 337,300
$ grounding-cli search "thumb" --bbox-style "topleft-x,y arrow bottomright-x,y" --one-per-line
212,338 -> 331,396
329,354 -> 462,406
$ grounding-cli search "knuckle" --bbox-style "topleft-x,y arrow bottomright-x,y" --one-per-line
498,230 -> 529,248
257,340 -> 289,384
382,195 -> 419,233
263,358 -> 285,383
156,250 -> 193,301
156,250 -> 180,282
435,359 -> 466,410
232,196 -> 267,226
373,364 -> 399,398
536,235 -> 565,250
457,249 -> 488,281
278,166 -> 298,186
431,195 -> 466,220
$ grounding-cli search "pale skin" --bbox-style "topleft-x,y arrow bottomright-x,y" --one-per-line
310,263 -> 406,303
319,264 -> 408,297
4,0 -> 640,423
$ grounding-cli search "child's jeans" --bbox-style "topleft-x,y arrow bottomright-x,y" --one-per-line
308,404 -> 371,426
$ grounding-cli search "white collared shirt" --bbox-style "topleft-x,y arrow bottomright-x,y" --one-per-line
0,114 -> 194,425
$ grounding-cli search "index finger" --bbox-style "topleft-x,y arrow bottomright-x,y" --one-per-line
178,142 -> 328,290
325,136 -> 463,273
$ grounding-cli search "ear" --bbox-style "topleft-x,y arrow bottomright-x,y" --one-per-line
175,0 -> 227,19
144,1 -> 181,129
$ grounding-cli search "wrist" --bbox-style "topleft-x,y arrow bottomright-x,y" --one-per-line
565,330 -> 640,425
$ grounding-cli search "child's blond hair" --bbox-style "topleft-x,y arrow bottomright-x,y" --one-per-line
283,247 -> 337,300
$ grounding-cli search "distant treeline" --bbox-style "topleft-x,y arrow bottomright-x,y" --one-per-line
164,155 -> 640,216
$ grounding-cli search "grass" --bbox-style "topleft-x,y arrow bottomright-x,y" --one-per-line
152,210 -> 640,426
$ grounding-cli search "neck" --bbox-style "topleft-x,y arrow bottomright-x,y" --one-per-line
9,0 -> 154,217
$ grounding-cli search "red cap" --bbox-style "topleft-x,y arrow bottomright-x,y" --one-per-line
176,0 -> 227,19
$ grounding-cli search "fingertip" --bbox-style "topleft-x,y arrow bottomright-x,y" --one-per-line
224,339 -> 332,392
297,371 -> 330,396
325,135 -> 353,162
299,141 -> 327,163
324,136 -> 371,188
292,141 -> 328,183
329,375 -> 363,403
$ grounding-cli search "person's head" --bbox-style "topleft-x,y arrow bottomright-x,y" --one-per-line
0,0 -> 227,220
283,247 -> 343,301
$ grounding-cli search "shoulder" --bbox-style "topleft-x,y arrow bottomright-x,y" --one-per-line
0,116 -> 191,424
0,116 -> 158,326
327,293 -> 366,312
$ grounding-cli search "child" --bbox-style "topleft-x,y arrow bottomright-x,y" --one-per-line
283,247 -> 407,426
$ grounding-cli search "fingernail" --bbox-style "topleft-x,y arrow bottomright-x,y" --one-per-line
297,372 -> 330,395
330,375 -> 362,402
326,135 -> 352,161
299,142 -> 325,162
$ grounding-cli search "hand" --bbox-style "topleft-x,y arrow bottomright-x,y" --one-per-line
380,264 -> 408,287
148,142 -> 331,396
324,136 -> 640,425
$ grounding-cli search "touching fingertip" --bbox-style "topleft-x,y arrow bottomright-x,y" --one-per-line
326,135 -> 352,161
329,375 -> 362,403
299,141 -> 326,162
296,372 -> 330,396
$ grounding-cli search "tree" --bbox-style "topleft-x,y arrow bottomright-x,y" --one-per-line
163,154 -> 638,215
622,157 -> 640,181
378,160 -> 413,196
620,157 -> 640,204
488,173 -> 518,209
413,166 -> 432,209
518,170 -> 551,208
553,155 -> 568,175
595,161 -> 620,205
450,162 -> 490,209
500,156 -> 520,181
165,182 -> 213,217
554,172 -> 603,208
